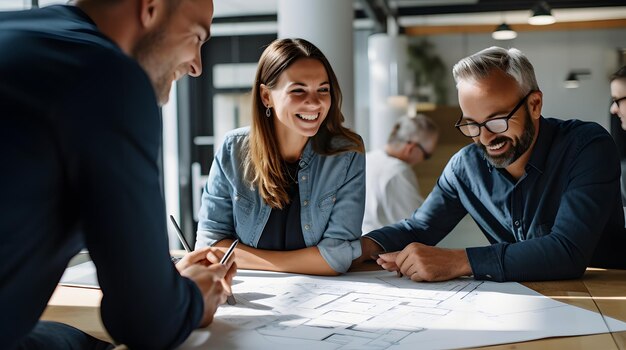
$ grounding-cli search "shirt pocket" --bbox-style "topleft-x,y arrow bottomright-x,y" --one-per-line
233,192 -> 254,227
317,191 -> 337,213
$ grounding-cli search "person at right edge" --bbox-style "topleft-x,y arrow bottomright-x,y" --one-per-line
356,46 -> 626,282
0,0 -> 236,349
609,65 -> 626,204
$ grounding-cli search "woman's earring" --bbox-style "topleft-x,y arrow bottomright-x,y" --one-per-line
266,106 -> 271,118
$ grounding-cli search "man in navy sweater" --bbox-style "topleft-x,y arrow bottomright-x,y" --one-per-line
0,0 -> 236,349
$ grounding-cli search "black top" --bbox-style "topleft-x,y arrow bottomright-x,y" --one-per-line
257,161 -> 306,250
0,6 -> 202,349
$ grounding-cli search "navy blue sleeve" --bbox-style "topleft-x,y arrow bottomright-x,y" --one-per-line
467,127 -> 621,282
365,156 -> 468,252
60,57 -> 203,349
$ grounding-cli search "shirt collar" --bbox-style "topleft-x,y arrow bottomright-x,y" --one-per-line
526,116 -> 552,174
66,5 -> 97,26
299,139 -> 315,168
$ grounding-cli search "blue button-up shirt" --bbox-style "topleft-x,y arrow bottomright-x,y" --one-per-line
366,117 -> 626,281
195,127 -> 365,273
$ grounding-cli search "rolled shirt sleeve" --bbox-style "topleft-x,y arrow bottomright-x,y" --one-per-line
316,151 -> 366,272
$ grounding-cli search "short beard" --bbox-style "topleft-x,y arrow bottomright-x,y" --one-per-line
478,107 -> 535,168
131,22 -> 173,105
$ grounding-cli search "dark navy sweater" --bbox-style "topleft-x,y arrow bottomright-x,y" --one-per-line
0,6 -> 202,349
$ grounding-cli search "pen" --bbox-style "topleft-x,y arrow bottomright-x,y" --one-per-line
169,215 -> 192,253
221,239 -> 239,305
220,239 -> 239,265
169,215 -> 239,305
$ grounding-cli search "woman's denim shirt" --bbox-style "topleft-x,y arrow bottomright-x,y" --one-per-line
195,127 -> 365,273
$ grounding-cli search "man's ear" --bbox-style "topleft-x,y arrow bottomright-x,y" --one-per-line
260,84 -> 272,107
528,91 -> 543,120
139,0 -> 163,29
402,142 -> 416,158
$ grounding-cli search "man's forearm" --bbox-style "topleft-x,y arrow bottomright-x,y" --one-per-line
352,237 -> 384,263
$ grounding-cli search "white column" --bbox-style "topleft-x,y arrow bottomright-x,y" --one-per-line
163,81 -> 180,249
368,33 -> 408,150
277,0 -> 354,128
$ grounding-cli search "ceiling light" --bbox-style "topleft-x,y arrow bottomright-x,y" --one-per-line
564,72 -> 579,89
529,1 -> 556,25
564,70 -> 591,89
492,23 -> 517,40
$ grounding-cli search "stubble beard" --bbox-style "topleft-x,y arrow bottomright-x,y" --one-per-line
131,23 -> 176,106
478,108 -> 535,168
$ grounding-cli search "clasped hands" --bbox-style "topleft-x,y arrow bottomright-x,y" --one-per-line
175,247 -> 237,327
360,238 -> 472,282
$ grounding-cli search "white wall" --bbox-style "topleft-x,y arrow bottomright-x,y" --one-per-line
354,30 -> 372,149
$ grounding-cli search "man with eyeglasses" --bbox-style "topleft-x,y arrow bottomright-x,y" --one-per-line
610,66 -> 626,130
362,114 -> 439,233
610,65 -> 626,204
355,46 -> 626,282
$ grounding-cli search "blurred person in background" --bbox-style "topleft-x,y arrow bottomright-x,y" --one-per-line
362,114 -> 438,233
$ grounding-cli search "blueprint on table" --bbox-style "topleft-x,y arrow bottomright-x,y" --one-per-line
180,270 -> 626,350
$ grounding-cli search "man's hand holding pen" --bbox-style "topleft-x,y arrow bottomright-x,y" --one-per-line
170,215 -> 238,307
177,247 -> 238,327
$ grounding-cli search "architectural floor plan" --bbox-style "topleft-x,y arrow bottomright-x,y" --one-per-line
177,270 -> 626,349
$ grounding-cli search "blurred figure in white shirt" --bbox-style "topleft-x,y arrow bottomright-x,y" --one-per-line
362,114 -> 439,233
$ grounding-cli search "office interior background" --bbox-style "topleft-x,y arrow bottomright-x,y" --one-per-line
3,0 -> 626,249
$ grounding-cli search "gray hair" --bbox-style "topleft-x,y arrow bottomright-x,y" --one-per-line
388,114 -> 438,145
452,46 -> 539,95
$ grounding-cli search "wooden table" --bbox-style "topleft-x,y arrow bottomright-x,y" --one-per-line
41,267 -> 626,349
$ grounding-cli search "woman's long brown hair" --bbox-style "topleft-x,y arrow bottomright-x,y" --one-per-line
243,38 -> 364,209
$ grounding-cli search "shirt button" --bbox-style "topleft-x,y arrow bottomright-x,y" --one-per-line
304,224 -> 310,230
514,220 -> 520,226
234,195 -> 239,201
303,200 -> 309,206
301,175 -> 307,181
332,197 -> 336,202
486,274 -> 492,279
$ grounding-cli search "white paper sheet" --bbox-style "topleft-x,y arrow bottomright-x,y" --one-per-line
59,263 -> 626,349
178,270 -> 626,350
59,261 -> 99,289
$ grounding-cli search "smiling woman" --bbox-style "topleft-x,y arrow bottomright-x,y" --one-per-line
195,38 -> 366,276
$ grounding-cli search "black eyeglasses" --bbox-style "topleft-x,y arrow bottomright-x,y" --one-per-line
409,142 -> 432,160
612,96 -> 626,109
455,91 -> 534,138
